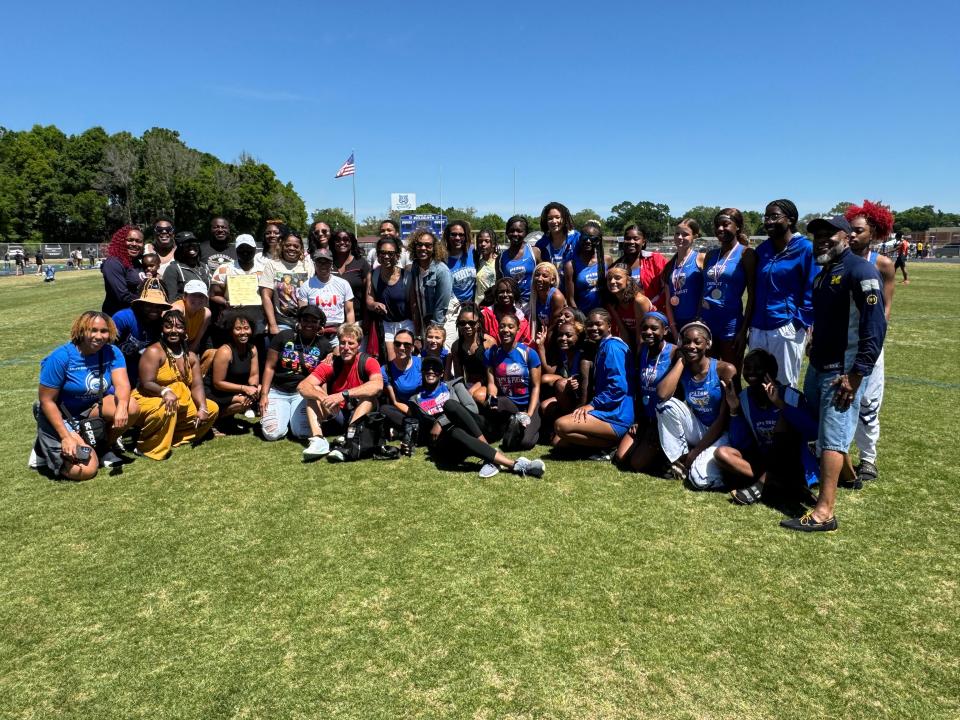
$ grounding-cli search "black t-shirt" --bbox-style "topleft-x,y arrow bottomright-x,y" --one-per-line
334,256 -> 371,322
268,329 -> 332,394
198,241 -> 237,275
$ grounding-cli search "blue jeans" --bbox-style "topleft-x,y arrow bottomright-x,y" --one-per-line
803,366 -> 867,455
260,388 -> 310,441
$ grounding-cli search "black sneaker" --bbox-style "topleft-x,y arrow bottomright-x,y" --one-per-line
780,512 -> 838,533
856,460 -> 879,485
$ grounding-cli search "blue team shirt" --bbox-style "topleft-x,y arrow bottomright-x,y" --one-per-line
484,343 -> 541,409
751,233 -> 818,331
700,243 -> 748,340
446,252 -> 477,303
39,342 -> 126,416
381,356 -> 423,403
535,230 -> 580,269
638,341 -> 674,418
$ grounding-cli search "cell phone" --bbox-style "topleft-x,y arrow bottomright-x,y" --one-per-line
76,445 -> 92,461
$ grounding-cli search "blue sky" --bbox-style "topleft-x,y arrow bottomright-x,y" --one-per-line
3,0 -> 957,220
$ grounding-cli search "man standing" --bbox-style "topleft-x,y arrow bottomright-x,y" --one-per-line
781,216 -> 886,532
894,232 -> 910,284
162,231 -> 211,302
147,218 -> 177,272
845,201 -> 896,487
199,216 -> 236,274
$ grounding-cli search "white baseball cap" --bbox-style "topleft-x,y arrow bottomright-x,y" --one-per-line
235,234 -> 256,248
183,279 -> 208,297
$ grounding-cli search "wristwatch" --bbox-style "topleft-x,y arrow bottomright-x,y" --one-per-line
342,389 -> 350,400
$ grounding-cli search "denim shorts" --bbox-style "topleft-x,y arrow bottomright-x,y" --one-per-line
803,365 -> 867,454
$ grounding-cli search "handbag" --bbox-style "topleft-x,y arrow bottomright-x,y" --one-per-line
59,350 -> 108,449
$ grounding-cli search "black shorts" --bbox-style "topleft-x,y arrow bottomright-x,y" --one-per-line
894,256 -> 907,269
34,402 -> 97,475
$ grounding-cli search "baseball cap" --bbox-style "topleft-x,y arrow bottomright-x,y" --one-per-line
183,279 -> 208,297
174,231 -> 198,245
297,305 -> 327,323
312,248 -> 333,262
807,215 -> 853,235
235,234 -> 256,248
421,356 -> 444,375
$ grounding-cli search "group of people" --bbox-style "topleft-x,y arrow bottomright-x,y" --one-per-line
31,198 -> 895,532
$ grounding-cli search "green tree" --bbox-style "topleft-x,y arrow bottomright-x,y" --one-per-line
893,206 -> 937,233
475,212 -> 506,233
677,206 -> 721,236
311,207 -> 356,232
571,208 -> 603,230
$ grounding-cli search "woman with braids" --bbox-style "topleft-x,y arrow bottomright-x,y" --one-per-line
481,277 -> 531,345
474,228 -> 499,305
449,303 -> 496,406
365,236 -> 414,363
204,309 -> 260,429
553,308 -> 633,456
662,219 -> 705,341
748,199 -> 819,387
535,201 -> 579,269
255,220 -> 284,270
655,321 -> 736,489
700,209 -> 756,369
564,221 -> 610,314
443,220 -> 476,345
259,228 -> 314,336
603,263 -> 652,351
483,313 -> 542,452
408,229 -> 452,345
330,228 -> 370,330
537,315 -> 589,434
497,215 -> 541,308
530,261 -> 566,343
101,225 -> 145,315
132,309 -> 219,460
31,311 -> 139,480
614,224 -> 668,309
616,311 -> 674,474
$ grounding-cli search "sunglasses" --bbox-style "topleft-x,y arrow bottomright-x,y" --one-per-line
154,226 -> 174,233
394,341 -> 413,348
415,242 -> 434,249
457,319 -> 478,326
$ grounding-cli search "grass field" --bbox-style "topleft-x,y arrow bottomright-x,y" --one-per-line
1,267 -> 958,719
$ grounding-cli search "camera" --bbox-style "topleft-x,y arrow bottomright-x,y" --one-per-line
75,445 -> 92,461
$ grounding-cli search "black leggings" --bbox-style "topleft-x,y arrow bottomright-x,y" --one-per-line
482,397 -> 541,451
413,400 -> 497,464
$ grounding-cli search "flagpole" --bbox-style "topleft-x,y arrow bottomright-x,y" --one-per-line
351,149 -> 358,238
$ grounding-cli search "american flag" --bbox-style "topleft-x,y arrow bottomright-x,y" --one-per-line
334,153 -> 355,178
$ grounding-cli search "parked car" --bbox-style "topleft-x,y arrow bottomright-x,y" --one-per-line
934,244 -> 960,258
42,244 -> 63,257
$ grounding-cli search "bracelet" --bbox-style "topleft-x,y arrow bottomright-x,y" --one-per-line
160,388 -> 175,397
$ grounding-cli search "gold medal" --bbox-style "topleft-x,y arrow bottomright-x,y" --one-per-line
711,288 -> 723,300
670,296 -> 680,306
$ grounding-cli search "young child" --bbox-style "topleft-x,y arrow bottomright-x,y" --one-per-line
422,323 -> 450,364
141,252 -> 161,279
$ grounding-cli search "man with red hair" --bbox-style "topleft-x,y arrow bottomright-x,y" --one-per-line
844,200 -> 895,487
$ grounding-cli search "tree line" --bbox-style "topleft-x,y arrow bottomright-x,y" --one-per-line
0,125 -> 307,245
1,124 -> 954,247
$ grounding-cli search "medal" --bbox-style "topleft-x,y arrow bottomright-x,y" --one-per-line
670,296 -> 680,306
711,288 -> 723,300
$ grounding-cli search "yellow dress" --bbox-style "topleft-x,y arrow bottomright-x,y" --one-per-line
132,353 -> 219,460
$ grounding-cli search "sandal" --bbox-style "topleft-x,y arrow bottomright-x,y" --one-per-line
730,481 -> 764,506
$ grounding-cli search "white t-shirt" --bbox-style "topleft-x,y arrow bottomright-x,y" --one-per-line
297,274 -> 354,326
259,257 -> 315,326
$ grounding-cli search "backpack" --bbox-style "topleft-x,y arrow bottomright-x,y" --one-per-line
329,352 -> 372,393
343,412 -> 385,461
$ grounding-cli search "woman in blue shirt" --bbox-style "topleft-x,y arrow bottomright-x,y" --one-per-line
564,222 -> 610,314
484,314 -> 542,451
553,309 -> 633,455
700,209 -> 756,369
616,311 -> 675,473
656,321 -> 737,489
443,220 -> 476,345
662,219 -> 705,341
536,201 -> 579,269
497,216 -> 540,307
33,311 -> 139,480
379,329 -> 423,435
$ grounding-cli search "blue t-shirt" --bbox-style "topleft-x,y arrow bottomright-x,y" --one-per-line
382,355 -> 423,403
412,381 -> 451,417
638,341 -> 674,418
535,230 -> 580,269
39,342 -> 125,416
484,343 -> 541,410
447,252 -> 477,303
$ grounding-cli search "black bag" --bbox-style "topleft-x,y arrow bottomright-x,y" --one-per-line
343,412 -> 384,461
59,350 -> 108,449
500,413 -> 525,452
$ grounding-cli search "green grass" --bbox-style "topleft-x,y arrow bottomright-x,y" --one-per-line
1,268 -> 958,719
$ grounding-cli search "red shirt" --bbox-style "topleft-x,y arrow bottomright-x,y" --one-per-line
309,354 -> 382,407
481,306 -> 532,345
637,251 -> 668,309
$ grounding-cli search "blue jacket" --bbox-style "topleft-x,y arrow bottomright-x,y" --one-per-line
750,233 -> 818,331
588,335 -> 634,430
809,249 -> 886,376
412,260 -> 452,326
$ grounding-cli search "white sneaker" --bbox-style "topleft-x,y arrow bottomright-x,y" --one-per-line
478,463 -> 500,478
302,436 -> 330,459
327,449 -> 345,463
244,409 -> 256,419
513,457 -> 545,478
28,447 -> 46,470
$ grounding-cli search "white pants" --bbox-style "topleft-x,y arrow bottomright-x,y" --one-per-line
853,348 -> 884,463
749,323 -> 807,388
656,398 -> 729,490
442,296 -> 462,350
260,389 -> 310,441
